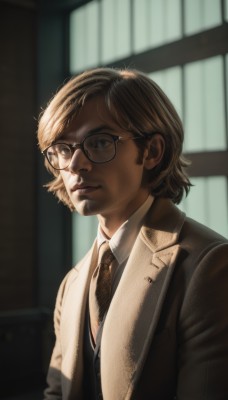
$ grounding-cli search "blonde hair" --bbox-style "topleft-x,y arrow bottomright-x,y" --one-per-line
38,67 -> 191,210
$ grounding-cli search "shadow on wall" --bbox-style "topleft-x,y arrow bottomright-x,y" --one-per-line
2,390 -> 44,400
0,308 -> 54,399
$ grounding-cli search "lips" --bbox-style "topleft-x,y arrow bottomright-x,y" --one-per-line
70,182 -> 101,192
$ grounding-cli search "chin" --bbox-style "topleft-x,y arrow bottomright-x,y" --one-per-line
75,201 -> 100,216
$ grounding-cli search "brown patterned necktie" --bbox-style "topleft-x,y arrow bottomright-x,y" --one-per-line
89,241 -> 115,342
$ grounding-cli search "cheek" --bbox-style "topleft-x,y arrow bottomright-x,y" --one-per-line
109,163 -> 144,191
60,172 -> 70,194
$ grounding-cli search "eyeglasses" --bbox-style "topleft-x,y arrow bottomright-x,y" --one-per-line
42,132 -> 149,170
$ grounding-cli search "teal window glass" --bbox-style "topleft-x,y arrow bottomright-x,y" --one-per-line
101,0 -> 131,64
132,0 -> 149,52
226,54 -> 228,121
184,56 -> 226,152
133,0 -> 181,53
149,66 -> 183,119
70,0 -> 99,74
73,214 -> 98,264
184,0 -> 222,35
179,176 -> 228,238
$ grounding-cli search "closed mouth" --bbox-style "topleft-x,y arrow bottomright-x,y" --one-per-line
71,183 -> 101,192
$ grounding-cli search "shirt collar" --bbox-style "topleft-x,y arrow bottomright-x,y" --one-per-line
97,195 -> 154,264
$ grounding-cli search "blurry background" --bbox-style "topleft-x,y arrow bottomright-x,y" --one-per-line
0,0 -> 228,398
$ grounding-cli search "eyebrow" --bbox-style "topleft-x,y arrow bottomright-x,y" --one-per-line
59,124 -> 116,141
84,125 -> 116,135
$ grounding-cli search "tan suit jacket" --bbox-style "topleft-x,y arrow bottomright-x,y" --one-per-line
44,198 -> 228,400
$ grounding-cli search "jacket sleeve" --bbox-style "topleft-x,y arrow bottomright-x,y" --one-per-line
177,242 -> 228,400
43,273 -> 70,400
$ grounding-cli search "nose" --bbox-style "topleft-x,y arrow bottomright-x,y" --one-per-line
68,147 -> 92,173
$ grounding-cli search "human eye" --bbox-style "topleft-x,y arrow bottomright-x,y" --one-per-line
86,134 -> 114,150
55,143 -> 71,159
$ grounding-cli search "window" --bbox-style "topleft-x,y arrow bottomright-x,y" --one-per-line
149,66 -> 183,119
184,0 -> 222,35
70,1 -> 99,71
73,214 -> 98,263
179,176 -> 228,238
184,56 -> 226,152
70,0 -> 228,262
101,0 -> 131,64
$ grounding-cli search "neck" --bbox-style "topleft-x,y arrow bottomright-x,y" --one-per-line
97,194 -> 150,238
97,216 -> 124,239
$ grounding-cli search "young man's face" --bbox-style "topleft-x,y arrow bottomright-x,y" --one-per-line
59,96 -> 155,229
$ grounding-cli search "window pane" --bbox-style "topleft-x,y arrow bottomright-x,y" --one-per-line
101,0 -> 131,64
133,0 -> 149,53
184,0 -> 222,35
101,0 -> 116,63
184,56 -> 226,152
149,0 -> 165,47
115,0 -> 131,60
133,0 -> 181,52
149,66 -> 183,119
70,7 -> 86,73
85,1 -> 100,68
226,54 -> 228,130
226,0 -> 228,21
180,176 -> 228,238
70,1 -> 99,74
163,0 -> 182,43
73,214 -> 98,264
181,177 -> 207,224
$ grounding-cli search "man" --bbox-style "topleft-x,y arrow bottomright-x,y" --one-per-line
38,68 -> 228,400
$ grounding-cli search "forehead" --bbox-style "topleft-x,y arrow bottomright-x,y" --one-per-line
60,96 -> 120,141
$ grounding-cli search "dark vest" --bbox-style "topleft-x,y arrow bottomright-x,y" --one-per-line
83,305 -> 104,400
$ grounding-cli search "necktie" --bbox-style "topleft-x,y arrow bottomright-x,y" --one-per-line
89,241 -> 115,342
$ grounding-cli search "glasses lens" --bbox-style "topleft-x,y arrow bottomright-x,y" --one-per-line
45,134 -> 116,169
46,143 -> 71,170
84,134 -> 116,163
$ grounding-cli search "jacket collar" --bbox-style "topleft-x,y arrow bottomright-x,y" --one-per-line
141,197 -> 185,252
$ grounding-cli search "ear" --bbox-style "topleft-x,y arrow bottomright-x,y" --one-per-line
143,133 -> 165,170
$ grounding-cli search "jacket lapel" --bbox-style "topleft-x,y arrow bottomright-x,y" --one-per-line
60,240 -> 98,399
101,199 -> 185,400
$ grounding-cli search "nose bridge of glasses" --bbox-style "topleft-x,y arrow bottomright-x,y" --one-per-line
68,141 -> 90,168
71,141 -> 83,150
70,141 -> 86,157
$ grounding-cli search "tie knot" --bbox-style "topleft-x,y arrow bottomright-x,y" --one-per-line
98,241 -> 114,266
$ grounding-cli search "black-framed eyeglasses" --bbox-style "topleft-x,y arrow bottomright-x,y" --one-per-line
42,132 -> 151,170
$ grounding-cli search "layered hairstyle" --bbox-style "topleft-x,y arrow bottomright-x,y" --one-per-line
38,67 -> 191,210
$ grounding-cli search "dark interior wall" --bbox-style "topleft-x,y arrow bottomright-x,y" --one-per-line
0,1 -> 37,311
36,8 -> 72,310
0,1 -> 71,393
0,0 -> 73,313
